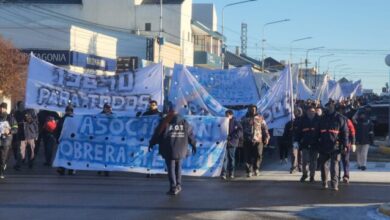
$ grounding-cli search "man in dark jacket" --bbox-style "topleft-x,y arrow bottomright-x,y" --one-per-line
142,100 -> 163,178
317,100 -> 349,191
149,103 -> 196,195
355,111 -> 374,171
295,105 -> 320,183
241,105 -> 270,177
56,104 -> 76,176
0,102 -> 18,179
13,101 -> 39,170
283,107 -> 303,174
221,110 -> 243,180
142,100 -> 163,117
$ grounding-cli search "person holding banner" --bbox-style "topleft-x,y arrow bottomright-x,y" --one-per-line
142,100 -> 163,178
97,103 -> 114,177
220,110 -> 243,180
148,103 -> 197,195
142,100 -> 163,117
241,105 -> 270,178
317,100 -> 349,191
0,103 -> 18,179
56,104 -> 76,176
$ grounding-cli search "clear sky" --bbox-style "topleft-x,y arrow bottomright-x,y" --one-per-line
193,0 -> 390,94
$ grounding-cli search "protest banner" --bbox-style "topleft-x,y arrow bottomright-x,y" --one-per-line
53,115 -> 228,177
187,66 -> 259,106
26,54 -> 163,115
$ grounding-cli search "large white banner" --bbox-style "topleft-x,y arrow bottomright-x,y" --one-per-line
256,65 -> 294,129
169,64 -> 293,129
26,54 -> 163,115
187,66 -> 260,106
53,115 -> 228,177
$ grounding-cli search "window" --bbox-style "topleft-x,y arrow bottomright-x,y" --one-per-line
145,23 -> 151,31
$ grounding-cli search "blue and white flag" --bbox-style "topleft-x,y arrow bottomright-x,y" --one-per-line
52,115 -> 229,177
26,54 -> 164,115
256,65 -> 294,129
187,65 -> 259,106
169,64 -> 244,117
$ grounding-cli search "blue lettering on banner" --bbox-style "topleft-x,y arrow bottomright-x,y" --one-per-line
52,115 -> 229,177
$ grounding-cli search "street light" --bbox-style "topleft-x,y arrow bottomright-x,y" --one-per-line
384,54 -> 390,143
326,59 -> 342,72
315,53 -> 334,88
333,64 -> 347,80
305,46 -> 324,83
261,18 -> 290,71
289,37 -> 312,63
221,0 -> 258,68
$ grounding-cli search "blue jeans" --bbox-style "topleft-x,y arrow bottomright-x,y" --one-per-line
221,147 -> 236,176
165,159 -> 182,190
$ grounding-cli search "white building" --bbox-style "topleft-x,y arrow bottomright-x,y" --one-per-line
0,0 -> 195,68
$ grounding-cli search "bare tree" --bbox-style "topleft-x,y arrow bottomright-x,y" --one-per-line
0,35 -> 28,104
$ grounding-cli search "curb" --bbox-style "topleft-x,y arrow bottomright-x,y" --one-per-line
379,203 -> 390,216
378,146 -> 390,156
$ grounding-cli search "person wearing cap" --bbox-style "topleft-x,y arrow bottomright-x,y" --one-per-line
149,102 -> 197,195
317,100 -> 349,191
295,105 -> 320,183
241,105 -> 270,177
0,102 -> 18,179
56,104 -> 76,175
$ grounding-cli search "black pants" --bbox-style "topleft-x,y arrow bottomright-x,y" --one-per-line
243,141 -> 264,173
43,133 -> 56,164
318,151 -> 341,188
165,159 -> 182,191
302,148 -> 318,178
0,145 -> 10,172
278,137 -> 289,160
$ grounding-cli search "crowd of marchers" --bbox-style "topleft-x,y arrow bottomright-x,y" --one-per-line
0,97 -> 374,195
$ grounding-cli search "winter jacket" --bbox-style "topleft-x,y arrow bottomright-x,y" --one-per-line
0,113 -> 18,147
149,113 -> 196,160
142,109 -> 163,117
355,119 -> 374,145
227,117 -> 243,148
295,115 -> 320,150
282,117 -> 301,147
346,118 -> 356,147
318,112 -> 349,153
241,114 -> 270,145
14,109 -> 39,141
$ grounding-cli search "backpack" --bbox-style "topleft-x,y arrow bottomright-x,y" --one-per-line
44,117 -> 57,133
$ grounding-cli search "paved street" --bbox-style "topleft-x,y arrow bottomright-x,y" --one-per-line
1,151 -> 390,220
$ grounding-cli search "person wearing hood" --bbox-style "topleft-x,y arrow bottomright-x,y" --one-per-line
317,100 -> 349,191
0,102 -> 18,179
149,102 -> 197,195
241,105 -> 270,177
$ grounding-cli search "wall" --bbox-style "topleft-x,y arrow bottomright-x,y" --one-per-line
192,3 -> 217,31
